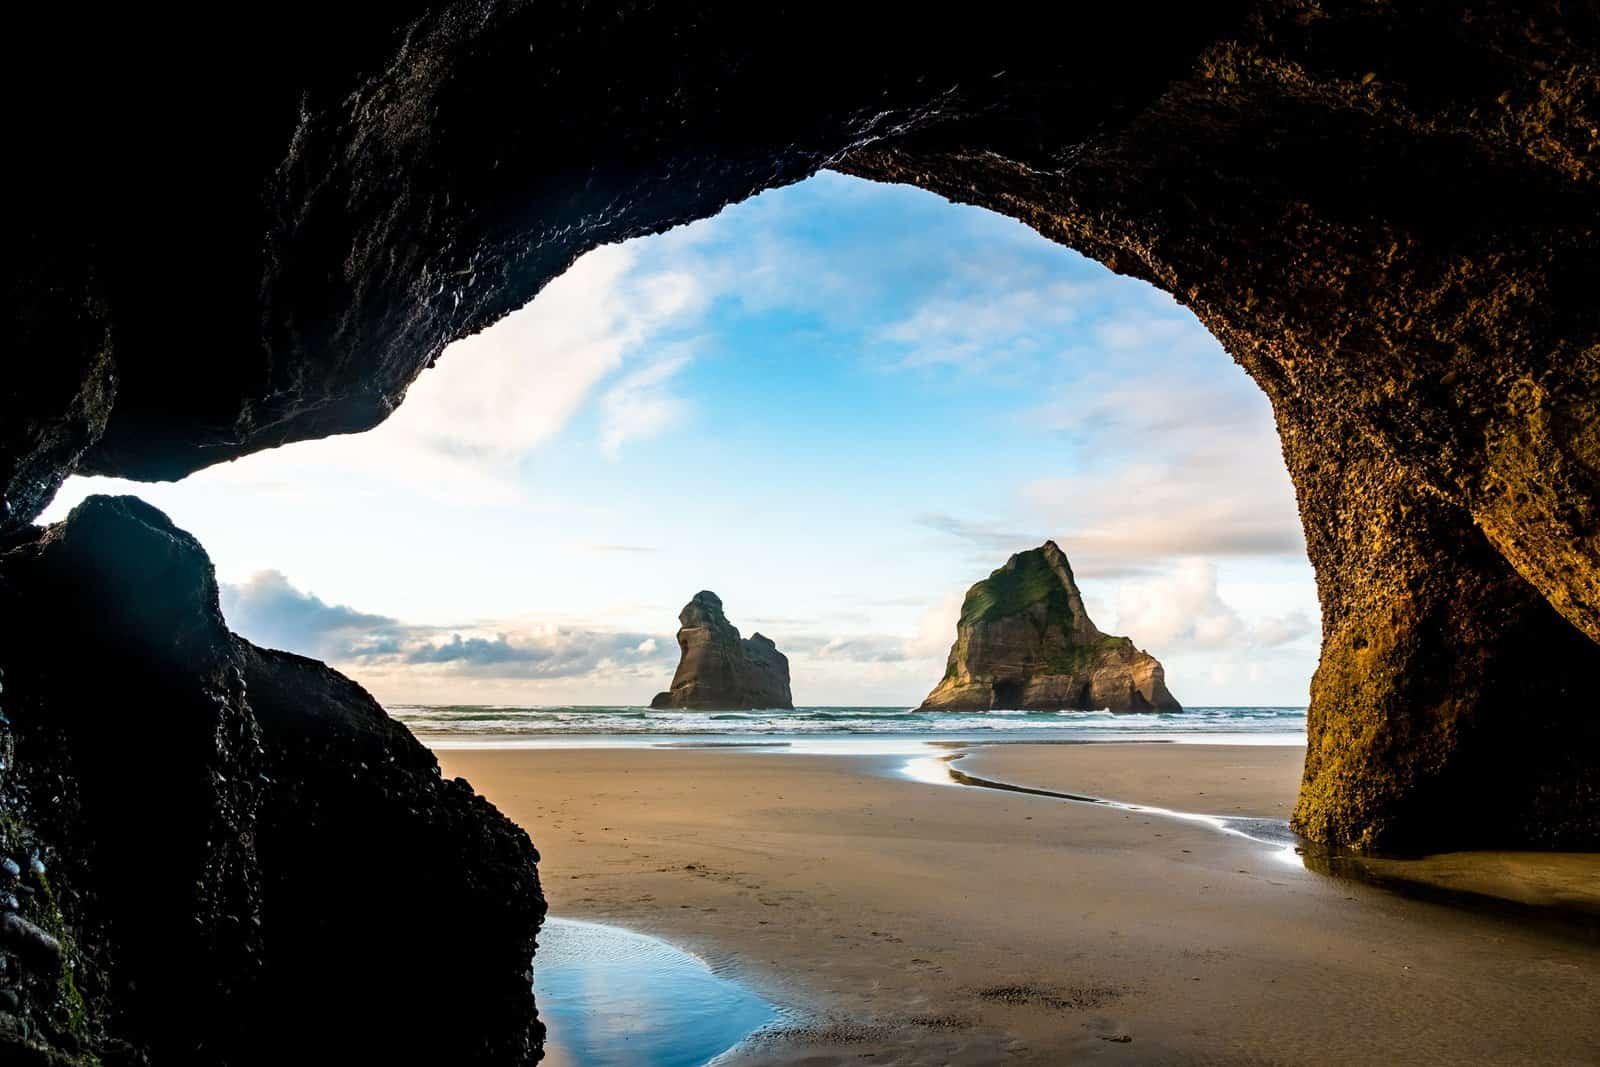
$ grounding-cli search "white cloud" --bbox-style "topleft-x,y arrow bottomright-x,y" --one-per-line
220,569 -> 678,687
802,634 -> 912,663
1113,560 -> 1240,650
1092,314 -> 1197,351
395,243 -> 706,470
905,591 -> 964,660
403,245 -> 644,461
1020,361 -> 1304,573
1252,611 -> 1316,648
1111,559 -> 1315,654
221,569 -> 397,660
113,241 -> 716,508
917,362 -> 1303,578
913,514 -> 1036,553
877,240 -> 1305,581
599,351 -> 693,457
780,589 -> 963,668
878,279 -> 1101,369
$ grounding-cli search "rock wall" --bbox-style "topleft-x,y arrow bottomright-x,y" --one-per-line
245,645 -> 545,1064
4,3 -> 1230,495
921,542 -> 1180,713
838,4 -> 1600,848
0,497 -> 544,1064
652,592 -> 794,711
1283,421 -> 1600,851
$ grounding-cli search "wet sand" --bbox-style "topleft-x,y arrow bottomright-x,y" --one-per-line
953,742 -> 1303,819
439,743 -> 1600,1064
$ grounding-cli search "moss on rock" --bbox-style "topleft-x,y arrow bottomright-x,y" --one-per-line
924,543 -> 1179,713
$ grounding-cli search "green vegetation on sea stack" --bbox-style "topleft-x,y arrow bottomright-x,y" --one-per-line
923,542 -> 1180,713
959,547 -> 1080,628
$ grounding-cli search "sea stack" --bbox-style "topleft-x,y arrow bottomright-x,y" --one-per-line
920,541 -> 1180,713
651,591 -> 794,710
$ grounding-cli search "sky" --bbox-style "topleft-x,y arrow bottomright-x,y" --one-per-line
43,172 -> 1321,707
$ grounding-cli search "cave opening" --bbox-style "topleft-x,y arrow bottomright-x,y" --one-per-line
24,171 -> 1336,1060
990,679 -> 1027,710
44,171 -> 1321,715
5,5 -> 1600,1061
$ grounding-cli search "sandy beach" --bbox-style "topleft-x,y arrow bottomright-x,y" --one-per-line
439,743 -> 1600,1064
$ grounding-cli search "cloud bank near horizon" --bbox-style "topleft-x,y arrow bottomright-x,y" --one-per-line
222,570 -> 677,683
221,564 -> 1313,707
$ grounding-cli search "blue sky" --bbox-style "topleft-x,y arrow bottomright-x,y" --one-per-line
45,173 -> 1319,706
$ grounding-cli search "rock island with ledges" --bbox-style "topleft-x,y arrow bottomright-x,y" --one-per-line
920,541 -> 1180,713
651,591 -> 794,711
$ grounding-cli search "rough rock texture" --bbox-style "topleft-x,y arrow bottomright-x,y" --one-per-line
244,646 -> 546,1064
0,496 -> 266,1064
921,542 -> 1180,713
7,6 -> 1228,489
2,1 -> 1597,849
838,6 -> 1600,849
0,497 -> 544,1064
652,592 -> 794,711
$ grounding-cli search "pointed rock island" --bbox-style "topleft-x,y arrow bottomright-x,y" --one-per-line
651,591 -> 794,710
921,541 -> 1180,713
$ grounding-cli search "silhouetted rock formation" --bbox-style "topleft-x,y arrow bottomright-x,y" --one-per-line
921,542 -> 1180,713
652,592 -> 794,711
0,497 -> 544,1064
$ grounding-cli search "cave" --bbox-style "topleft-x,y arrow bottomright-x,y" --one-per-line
992,679 -> 1028,711
4,2 -> 1598,1062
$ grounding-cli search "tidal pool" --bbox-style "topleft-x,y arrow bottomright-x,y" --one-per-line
533,917 -> 777,1067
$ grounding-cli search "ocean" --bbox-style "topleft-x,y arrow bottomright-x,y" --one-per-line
389,705 -> 1307,750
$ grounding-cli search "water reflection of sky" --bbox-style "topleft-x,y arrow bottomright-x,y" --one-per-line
533,918 -> 775,1067
906,753 -> 1306,868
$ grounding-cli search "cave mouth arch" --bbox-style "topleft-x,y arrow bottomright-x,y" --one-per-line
45,169 -> 1321,719
8,7 -> 1600,1064
10,1 -> 1600,857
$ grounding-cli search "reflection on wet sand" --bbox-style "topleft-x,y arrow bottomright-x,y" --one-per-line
444,743 -> 1600,1064
919,745 -> 1600,924
533,917 -> 777,1067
